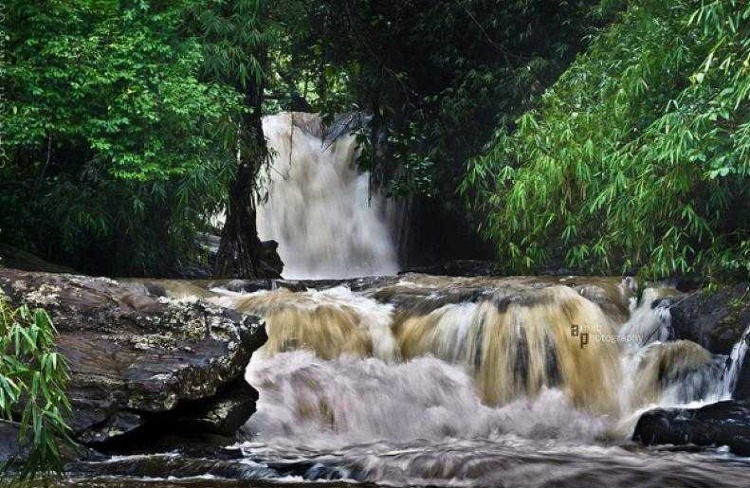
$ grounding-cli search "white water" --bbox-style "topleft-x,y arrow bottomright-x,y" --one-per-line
257,112 -> 399,279
723,322 -> 750,398
244,351 -> 607,448
121,276 -> 750,487
229,279 -> 736,449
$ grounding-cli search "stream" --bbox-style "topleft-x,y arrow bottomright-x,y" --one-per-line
55,274 -> 750,488
42,113 -> 750,487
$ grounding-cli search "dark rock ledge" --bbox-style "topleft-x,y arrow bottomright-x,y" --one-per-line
0,268 -> 266,450
671,283 -> 750,355
633,400 -> 750,456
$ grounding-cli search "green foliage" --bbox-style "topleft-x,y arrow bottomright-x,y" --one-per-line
0,293 -> 72,479
1,0 -> 240,275
463,0 -> 750,279
284,0 -> 614,198
189,0 -> 271,90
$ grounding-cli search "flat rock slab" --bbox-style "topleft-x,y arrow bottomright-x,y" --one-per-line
0,269 -> 266,445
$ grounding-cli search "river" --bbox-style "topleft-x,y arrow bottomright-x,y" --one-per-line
44,113 -> 750,487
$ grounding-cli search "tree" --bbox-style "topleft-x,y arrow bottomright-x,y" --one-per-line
2,0 -> 238,276
189,0 -> 280,278
280,0 -> 614,198
462,0 -> 750,279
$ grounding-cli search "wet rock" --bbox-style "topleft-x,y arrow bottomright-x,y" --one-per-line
633,400 -> 750,456
257,240 -> 284,278
0,243 -> 75,273
670,283 -> 750,354
203,275 -> 399,295
403,260 -> 504,277
0,420 -> 102,467
168,379 -> 259,436
69,452 -> 277,480
0,422 -> 24,463
0,269 -> 266,446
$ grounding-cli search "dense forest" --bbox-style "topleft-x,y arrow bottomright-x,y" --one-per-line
2,0 -> 749,280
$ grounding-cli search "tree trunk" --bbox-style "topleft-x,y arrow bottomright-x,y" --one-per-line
215,52 -> 280,279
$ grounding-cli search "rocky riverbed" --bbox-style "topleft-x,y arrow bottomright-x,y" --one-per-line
0,268 -> 749,487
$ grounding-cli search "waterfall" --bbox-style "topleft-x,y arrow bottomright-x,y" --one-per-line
722,323 -> 750,398
201,275 -> 746,447
257,112 -> 399,279
225,281 -> 621,415
140,276 -> 750,487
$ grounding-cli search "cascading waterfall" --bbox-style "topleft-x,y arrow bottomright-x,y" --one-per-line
257,112 -> 399,279
389,286 -> 620,413
206,276 -> 739,446
118,273 -> 750,487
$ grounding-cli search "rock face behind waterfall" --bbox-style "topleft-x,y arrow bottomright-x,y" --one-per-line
670,282 -> 750,399
671,283 -> 750,354
0,269 -> 266,446
633,400 -> 750,456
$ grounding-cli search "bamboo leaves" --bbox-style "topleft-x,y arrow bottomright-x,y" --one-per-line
463,0 -> 750,279
0,293 -> 72,479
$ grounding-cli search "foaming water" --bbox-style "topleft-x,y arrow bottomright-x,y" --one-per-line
243,351 -> 607,447
258,112 -> 399,279
131,274 -> 750,487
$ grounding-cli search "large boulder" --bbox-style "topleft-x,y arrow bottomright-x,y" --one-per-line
670,283 -> 750,355
0,269 -> 266,446
633,400 -> 750,456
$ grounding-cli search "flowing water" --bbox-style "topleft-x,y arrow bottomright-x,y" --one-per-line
257,113 -> 398,279
63,274 -> 750,488
60,113 -> 750,487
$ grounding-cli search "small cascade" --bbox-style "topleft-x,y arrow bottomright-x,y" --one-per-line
722,322 -> 750,398
390,286 -> 620,413
618,287 -> 679,349
258,112 -> 399,279
626,341 -> 724,408
225,286 -> 399,362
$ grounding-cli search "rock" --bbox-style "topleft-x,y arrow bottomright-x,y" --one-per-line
0,420 -> 102,467
168,379 -> 259,436
0,243 -> 75,273
633,400 -> 750,456
68,452 -> 278,480
670,283 -> 750,354
205,275 -> 400,294
402,260 -> 504,277
0,422 -> 24,463
257,240 -> 284,279
0,269 -> 266,446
